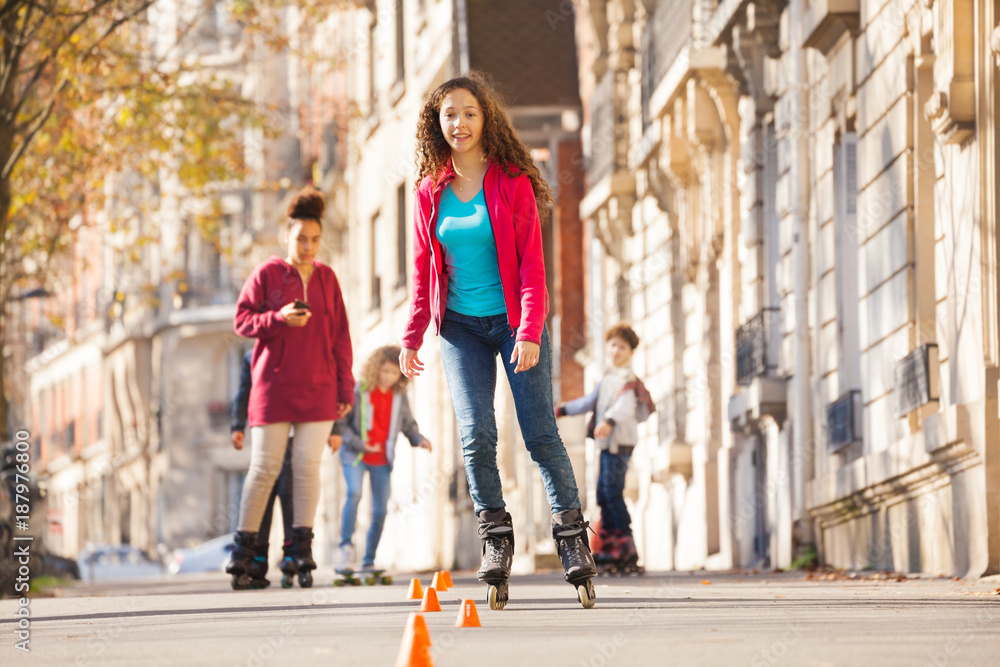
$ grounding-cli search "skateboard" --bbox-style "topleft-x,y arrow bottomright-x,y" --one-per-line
333,569 -> 393,586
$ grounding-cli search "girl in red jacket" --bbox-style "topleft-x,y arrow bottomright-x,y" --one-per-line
399,73 -> 596,609
227,187 -> 354,589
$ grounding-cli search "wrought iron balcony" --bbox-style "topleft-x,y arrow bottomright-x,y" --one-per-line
641,0 -> 694,127
736,308 -> 780,386
826,390 -> 861,452
894,344 -> 939,417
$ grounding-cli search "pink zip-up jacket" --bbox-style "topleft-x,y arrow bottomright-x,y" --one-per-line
234,256 -> 354,426
401,162 -> 549,351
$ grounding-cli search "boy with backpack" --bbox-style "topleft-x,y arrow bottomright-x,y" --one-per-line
556,324 -> 655,570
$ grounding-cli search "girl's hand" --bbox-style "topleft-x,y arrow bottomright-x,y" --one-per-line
337,402 -> 351,419
594,421 -> 613,440
509,340 -> 540,373
417,440 -> 432,452
279,302 -> 311,327
231,431 -> 245,450
363,442 -> 381,454
399,348 -> 424,378
328,434 -> 342,452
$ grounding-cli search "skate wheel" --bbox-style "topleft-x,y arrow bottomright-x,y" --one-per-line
577,580 -> 596,609
299,571 -> 313,588
381,575 -> 393,585
231,573 -> 252,590
487,582 -> 508,610
364,576 -> 376,586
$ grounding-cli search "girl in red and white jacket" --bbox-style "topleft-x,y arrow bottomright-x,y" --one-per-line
399,72 -> 597,608
228,186 -> 354,589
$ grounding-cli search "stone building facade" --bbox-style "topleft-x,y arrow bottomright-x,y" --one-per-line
573,0 -> 1000,577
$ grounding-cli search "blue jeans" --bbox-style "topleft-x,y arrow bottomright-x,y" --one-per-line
439,309 -> 581,515
597,447 -> 633,535
339,461 -> 392,567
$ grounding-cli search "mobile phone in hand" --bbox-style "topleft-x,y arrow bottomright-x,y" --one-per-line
293,299 -> 310,310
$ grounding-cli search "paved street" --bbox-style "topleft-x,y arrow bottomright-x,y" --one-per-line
2,570 -> 998,666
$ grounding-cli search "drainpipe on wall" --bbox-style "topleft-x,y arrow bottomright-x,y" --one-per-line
789,0 -> 813,553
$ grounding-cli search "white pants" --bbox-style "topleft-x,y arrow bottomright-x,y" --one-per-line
237,420 -> 333,532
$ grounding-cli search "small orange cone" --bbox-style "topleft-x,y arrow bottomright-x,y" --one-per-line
454,599 -> 481,628
420,585 -> 442,612
431,571 -> 448,591
407,578 -> 424,600
441,570 -> 454,588
394,612 -> 434,667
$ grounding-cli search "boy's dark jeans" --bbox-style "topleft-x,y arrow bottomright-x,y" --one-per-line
597,446 -> 634,536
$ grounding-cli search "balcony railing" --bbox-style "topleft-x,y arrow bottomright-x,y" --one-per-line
736,307 -> 780,386
826,390 -> 861,452
641,0 -> 694,127
894,344 -> 939,417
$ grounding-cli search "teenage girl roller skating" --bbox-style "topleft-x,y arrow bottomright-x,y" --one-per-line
400,72 -> 598,609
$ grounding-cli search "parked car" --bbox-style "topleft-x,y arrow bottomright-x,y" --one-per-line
76,545 -> 164,581
42,553 -> 81,580
167,533 -> 235,574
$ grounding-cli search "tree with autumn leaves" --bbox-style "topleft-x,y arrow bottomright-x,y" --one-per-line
0,1 -> 313,441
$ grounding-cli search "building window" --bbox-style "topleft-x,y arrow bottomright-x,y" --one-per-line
370,211 -> 382,311
396,184 -> 408,288
395,0 -> 405,83
833,133 -> 860,392
368,19 -> 377,109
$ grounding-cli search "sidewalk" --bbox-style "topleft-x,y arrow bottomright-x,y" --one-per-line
2,569 -> 998,666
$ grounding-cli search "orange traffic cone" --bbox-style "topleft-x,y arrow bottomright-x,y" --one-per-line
407,578 -> 424,600
454,599 -> 481,628
441,570 -> 454,588
394,612 -> 434,667
431,571 -> 448,591
420,585 -> 442,612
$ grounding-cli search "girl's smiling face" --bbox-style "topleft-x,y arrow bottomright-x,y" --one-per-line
377,361 -> 402,391
439,88 -> 485,157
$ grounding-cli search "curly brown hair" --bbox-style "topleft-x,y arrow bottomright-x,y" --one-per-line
414,72 -> 553,221
359,345 -> 409,392
605,323 -> 640,350
286,186 -> 324,228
